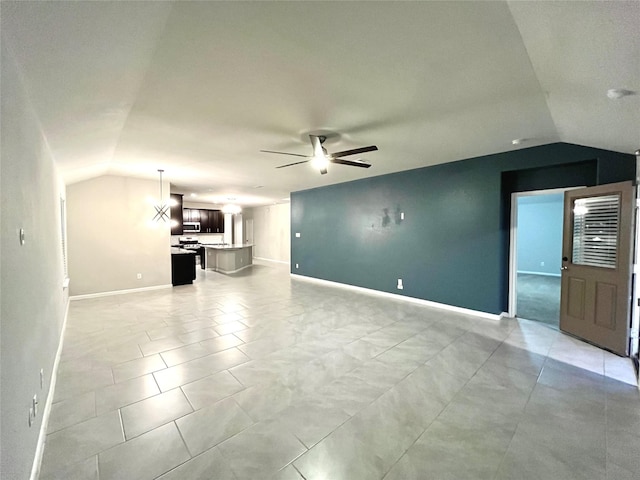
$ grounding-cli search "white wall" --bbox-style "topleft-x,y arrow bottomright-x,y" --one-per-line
246,203 -> 290,264
66,175 -> 171,296
1,44 -> 69,479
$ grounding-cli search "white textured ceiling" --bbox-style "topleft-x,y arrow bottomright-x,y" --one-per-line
2,1 -> 638,206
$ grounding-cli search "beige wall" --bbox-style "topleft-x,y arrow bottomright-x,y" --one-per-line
67,175 -> 171,296
246,203 -> 290,264
1,45 -> 69,479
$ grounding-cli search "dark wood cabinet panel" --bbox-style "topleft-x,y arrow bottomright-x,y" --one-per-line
170,194 -> 183,235
183,208 -> 202,224
189,209 -> 224,233
212,210 -> 224,233
200,209 -> 212,233
190,209 -> 201,222
171,252 -> 196,285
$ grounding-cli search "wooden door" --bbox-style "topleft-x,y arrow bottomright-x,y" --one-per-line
560,181 -> 634,355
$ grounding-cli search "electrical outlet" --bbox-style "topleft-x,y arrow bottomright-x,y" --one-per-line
540,261 -> 545,267
295,263 -> 299,269
136,273 -> 142,279
397,279 -> 404,290
401,212 -> 405,220
295,232 -> 301,238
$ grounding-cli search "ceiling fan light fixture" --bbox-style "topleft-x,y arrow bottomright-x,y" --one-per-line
310,155 -> 329,171
264,133 -> 377,175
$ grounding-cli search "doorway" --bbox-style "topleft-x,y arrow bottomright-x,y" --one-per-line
245,218 -> 254,245
509,189 -> 570,328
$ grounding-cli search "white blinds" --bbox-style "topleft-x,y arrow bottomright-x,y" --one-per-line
572,194 -> 620,268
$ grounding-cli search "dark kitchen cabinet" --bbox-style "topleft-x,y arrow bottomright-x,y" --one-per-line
171,251 -> 196,285
199,209 -> 212,233
198,209 -> 224,233
170,194 -> 184,235
183,208 -> 201,223
213,210 -> 224,233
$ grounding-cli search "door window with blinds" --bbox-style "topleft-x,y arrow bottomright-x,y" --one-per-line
572,194 -> 620,268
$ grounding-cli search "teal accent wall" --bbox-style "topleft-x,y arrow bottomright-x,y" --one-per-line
291,143 -> 634,315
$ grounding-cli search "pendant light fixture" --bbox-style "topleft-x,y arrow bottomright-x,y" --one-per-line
153,169 -> 170,222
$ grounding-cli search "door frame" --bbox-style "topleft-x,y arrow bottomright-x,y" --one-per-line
508,187 -> 583,318
631,151 -> 640,362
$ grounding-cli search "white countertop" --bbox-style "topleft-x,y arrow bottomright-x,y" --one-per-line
201,244 -> 253,250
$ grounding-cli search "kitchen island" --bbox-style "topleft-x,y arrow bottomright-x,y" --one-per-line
202,244 -> 253,274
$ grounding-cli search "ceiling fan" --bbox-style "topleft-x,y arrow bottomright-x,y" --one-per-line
261,134 -> 377,175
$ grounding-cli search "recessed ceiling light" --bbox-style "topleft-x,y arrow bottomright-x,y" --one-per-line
190,193 -> 197,197
607,88 -> 635,99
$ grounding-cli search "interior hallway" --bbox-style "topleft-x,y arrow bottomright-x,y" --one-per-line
39,261 -> 639,479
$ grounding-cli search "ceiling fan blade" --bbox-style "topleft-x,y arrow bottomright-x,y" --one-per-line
331,145 -> 378,158
330,158 -> 372,168
276,160 -> 310,169
260,150 -> 310,158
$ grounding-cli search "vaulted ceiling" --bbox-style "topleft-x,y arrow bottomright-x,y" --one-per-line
2,1 -> 638,206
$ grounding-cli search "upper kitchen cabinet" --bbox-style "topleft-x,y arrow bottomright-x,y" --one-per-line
199,209 -> 212,233
183,208 -> 201,223
194,209 -> 224,233
170,194 -> 184,235
211,210 -> 224,233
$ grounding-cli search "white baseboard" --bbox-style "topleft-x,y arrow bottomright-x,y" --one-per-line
517,270 -> 561,278
70,284 -> 172,301
290,274 -> 502,321
30,297 -> 70,480
253,256 -> 290,265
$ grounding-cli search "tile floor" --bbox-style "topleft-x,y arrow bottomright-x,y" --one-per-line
39,261 -> 640,480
